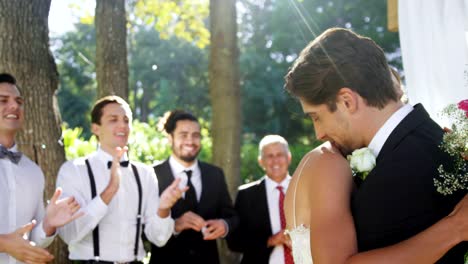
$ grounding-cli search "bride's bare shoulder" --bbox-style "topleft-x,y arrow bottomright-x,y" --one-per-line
302,141 -> 346,165
294,141 -> 351,183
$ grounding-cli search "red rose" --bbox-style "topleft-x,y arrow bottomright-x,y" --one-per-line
458,99 -> 468,117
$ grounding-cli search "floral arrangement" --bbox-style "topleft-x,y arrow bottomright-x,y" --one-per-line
347,147 -> 376,181
433,99 -> 468,195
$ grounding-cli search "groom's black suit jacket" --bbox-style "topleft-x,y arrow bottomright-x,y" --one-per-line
149,159 -> 238,264
351,104 -> 467,263
227,178 -> 274,264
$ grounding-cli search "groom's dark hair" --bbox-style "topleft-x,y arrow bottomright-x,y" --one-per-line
284,27 -> 399,111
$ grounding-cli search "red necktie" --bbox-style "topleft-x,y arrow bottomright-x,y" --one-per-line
277,185 -> 294,264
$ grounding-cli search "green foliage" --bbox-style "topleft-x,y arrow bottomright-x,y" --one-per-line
131,0 -> 210,49
62,125 -> 97,159
52,23 -> 97,138
128,25 -> 210,123
237,0 -> 400,144
54,23 -> 209,135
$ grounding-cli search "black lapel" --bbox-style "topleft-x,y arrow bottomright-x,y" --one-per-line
197,161 -> 208,210
257,178 -> 273,235
377,104 -> 432,162
154,159 -> 187,217
154,159 -> 173,194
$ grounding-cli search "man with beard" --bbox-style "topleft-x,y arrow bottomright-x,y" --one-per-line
149,110 -> 238,264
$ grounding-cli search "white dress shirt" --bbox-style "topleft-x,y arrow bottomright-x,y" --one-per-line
0,144 -> 54,264
265,175 -> 291,264
368,104 -> 414,157
57,148 -> 174,262
168,156 -> 201,201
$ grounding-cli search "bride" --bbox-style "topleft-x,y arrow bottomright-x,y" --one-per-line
284,142 -> 354,264
283,27 -> 468,264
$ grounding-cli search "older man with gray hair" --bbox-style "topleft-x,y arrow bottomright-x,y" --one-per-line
228,135 -> 294,264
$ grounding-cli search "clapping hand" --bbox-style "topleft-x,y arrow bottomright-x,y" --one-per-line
158,178 -> 188,218
42,187 -> 84,236
0,221 -> 54,264
101,146 -> 128,205
109,146 -> 129,188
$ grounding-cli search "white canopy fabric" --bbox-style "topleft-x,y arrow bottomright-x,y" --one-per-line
399,0 -> 468,126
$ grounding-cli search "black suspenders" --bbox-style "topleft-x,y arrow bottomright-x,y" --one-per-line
131,165 -> 143,259
84,159 -> 100,260
85,159 -> 143,262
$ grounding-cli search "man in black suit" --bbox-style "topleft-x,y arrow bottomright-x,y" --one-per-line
228,135 -> 294,264
149,110 -> 238,264
284,27 -> 467,262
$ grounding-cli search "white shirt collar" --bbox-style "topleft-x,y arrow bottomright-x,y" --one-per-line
368,104 -> 413,157
96,147 -> 129,164
0,143 -> 18,151
168,155 -> 198,174
264,174 -> 291,193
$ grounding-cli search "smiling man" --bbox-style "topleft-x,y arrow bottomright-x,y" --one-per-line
228,135 -> 294,264
56,95 -> 185,263
0,73 -> 82,264
150,109 -> 238,264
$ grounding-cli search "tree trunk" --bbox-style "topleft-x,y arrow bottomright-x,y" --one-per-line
0,1 -> 69,263
209,1 -> 241,263
95,0 -> 129,99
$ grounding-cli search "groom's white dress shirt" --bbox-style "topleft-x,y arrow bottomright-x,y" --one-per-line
265,175 -> 291,264
0,144 -> 54,264
57,148 -> 174,262
368,104 -> 414,157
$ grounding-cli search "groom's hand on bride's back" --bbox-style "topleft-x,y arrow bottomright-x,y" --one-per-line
267,230 -> 291,248
448,194 -> 468,240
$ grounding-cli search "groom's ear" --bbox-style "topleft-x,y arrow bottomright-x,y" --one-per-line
337,87 -> 359,114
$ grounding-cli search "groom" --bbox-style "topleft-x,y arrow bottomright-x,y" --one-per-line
285,28 -> 467,262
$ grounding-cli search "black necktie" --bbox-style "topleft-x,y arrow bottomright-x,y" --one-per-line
0,145 -> 22,164
184,170 -> 198,211
107,160 -> 130,169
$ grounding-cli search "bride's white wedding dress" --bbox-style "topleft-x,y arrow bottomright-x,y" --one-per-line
285,155 -> 313,264
286,224 -> 312,264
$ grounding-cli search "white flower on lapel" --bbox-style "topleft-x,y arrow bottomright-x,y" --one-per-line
347,147 -> 376,180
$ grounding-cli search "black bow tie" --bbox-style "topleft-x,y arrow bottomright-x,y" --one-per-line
107,160 -> 130,169
0,145 -> 22,164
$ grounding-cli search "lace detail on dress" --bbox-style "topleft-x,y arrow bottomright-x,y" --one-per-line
286,154 -> 313,264
286,225 -> 312,264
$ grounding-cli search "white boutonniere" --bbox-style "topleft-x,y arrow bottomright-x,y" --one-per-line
347,147 -> 376,181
